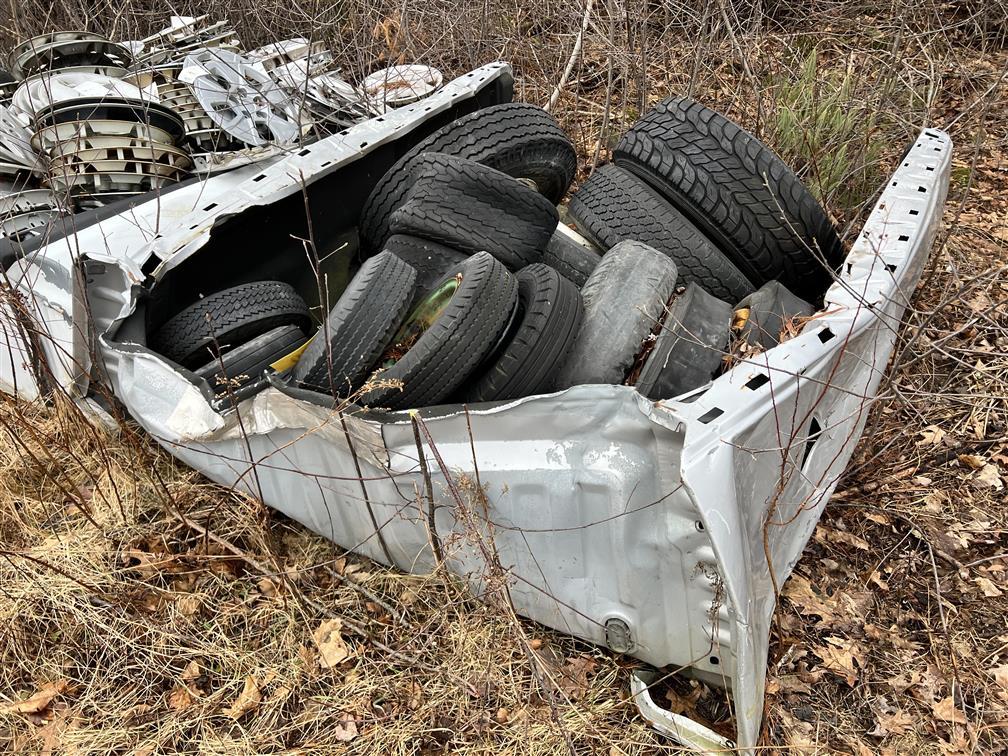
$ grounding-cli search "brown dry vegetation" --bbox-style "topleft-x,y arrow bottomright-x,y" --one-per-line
1,1 -> 1008,753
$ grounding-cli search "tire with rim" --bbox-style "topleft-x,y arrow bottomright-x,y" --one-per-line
386,153 -> 557,270
554,240 -> 678,389
363,252 -> 518,410
293,250 -> 417,395
359,103 -> 576,253
151,280 -> 311,369
382,234 -> 467,300
613,97 -> 843,299
632,284 -> 732,400
195,324 -> 308,393
734,280 -> 814,350
542,226 -> 602,287
462,263 -> 583,402
568,163 -> 754,301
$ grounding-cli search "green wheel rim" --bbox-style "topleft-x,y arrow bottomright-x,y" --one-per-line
381,274 -> 460,367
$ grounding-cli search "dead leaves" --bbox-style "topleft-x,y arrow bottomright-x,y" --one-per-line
167,685 -> 194,712
3,681 -> 69,715
556,654 -> 599,700
989,665 -> 1008,701
974,463 -> 1004,489
530,642 -> 599,701
782,572 -> 872,632
813,637 -> 863,687
868,696 -> 915,738
224,677 -> 261,719
931,695 -> 967,725
313,619 -> 350,668
955,453 -> 1004,489
333,714 -> 359,742
167,660 -> 207,712
815,523 -> 870,551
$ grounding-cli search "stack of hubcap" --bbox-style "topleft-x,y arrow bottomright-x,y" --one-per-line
28,74 -> 190,208
247,39 -> 377,133
9,32 -> 134,81
128,65 -> 240,164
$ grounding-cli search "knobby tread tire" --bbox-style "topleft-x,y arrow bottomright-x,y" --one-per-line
152,280 -> 311,369
294,251 -> 417,396
633,283 -> 732,400
363,252 -> 518,410
387,153 -> 557,270
195,324 -> 307,393
359,103 -> 576,253
568,163 -> 754,301
554,240 -> 678,389
463,263 -> 583,402
542,227 -> 601,287
613,97 -> 843,299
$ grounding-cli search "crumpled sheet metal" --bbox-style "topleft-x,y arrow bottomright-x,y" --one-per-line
671,128 -> 953,749
5,73 -> 951,752
0,248 -> 89,399
102,130 -> 951,752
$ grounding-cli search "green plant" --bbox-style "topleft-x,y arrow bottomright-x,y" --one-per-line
771,49 -> 882,214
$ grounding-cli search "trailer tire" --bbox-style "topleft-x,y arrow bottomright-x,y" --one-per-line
359,103 -> 576,253
386,153 -> 557,270
364,251 -> 518,410
542,227 -> 602,287
613,97 -> 843,299
152,280 -> 311,369
463,263 -> 583,402
554,240 -> 678,389
294,251 -> 417,396
195,324 -> 308,393
568,163 -> 754,301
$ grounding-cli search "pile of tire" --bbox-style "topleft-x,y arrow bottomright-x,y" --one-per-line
149,98 -> 843,411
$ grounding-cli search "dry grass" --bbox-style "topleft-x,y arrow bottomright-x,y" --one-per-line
2,1 -> 1008,753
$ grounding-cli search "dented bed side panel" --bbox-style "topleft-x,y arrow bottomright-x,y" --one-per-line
671,128 -> 953,748
107,355 -> 726,673
1,252 -> 90,398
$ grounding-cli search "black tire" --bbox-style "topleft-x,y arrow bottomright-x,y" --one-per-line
462,264 -> 583,402
363,252 -> 518,410
613,98 -> 843,299
293,251 -> 417,395
382,234 -> 467,299
734,280 -> 814,350
554,240 -> 678,389
567,164 -> 754,302
195,324 -> 308,393
633,284 -> 732,400
359,103 -> 576,253
542,226 -> 602,287
152,281 -> 311,369
386,153 -> 558,270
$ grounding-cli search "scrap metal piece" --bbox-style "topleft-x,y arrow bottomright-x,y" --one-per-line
630,670 -> 736,753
